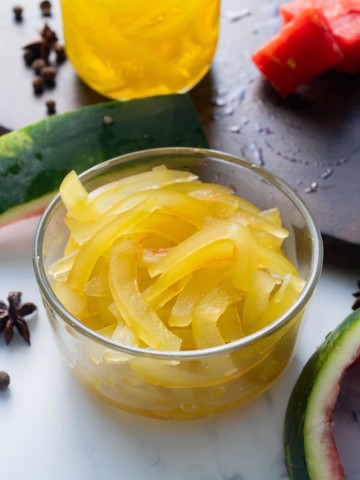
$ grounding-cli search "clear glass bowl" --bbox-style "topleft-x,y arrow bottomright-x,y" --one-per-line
33,147 -> 323,420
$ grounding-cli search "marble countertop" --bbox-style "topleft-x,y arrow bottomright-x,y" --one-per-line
0,217 -> 358,480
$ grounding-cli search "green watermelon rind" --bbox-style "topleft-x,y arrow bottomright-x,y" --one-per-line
284,308 -> 360,479
0,94 -> 207,227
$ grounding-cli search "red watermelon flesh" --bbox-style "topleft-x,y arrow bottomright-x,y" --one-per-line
252,7 -> 343,96
280,0 -> 360,23
330,13 -> 360,73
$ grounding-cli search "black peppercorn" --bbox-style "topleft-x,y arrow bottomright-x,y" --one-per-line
32,75 -> 44,94
23,48 -> 34,66
40,0 -> 52,17
41,65 -> 57,86
13,5 -> 23,22
32,58 -> 46,74
54,43 -> 66,64
45,99 -> 56,115
0,371 -> 10,390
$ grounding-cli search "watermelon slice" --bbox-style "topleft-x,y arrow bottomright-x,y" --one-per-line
280,0 -> 357,23
252,7 -> 343,96
284,308 -> 360,480
331,13 -> 360,73
0,95 -> 207,228
280,0 -> 360,74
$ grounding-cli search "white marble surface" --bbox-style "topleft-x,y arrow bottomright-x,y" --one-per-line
0,217 -> 358,480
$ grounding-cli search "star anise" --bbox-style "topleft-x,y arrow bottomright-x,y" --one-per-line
352,281 -> 360,311
0,292 -> 37,345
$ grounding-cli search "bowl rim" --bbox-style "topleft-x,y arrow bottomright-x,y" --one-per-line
33,147 -> 323,360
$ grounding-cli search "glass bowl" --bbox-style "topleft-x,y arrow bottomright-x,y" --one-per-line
33,147 -> 323,420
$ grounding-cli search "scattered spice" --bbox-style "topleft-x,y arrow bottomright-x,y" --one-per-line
40,22 -> 58,45
0,292 -> 37,345
0,371 -> 10,390
22,21 -> 65,98
32,58 -> 46,74
352,281 -> 360,311
41,65 -> 57,86
13,5 -> 23,22
54,43 -> 66,63
103,115 -> 114,125
32,75 -> 44,94
23,48 -> 34,66
23,40 -> 50,62
46,99 -> 56,115
40,0 -> 52,17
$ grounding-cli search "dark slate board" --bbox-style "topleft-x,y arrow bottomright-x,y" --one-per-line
190,0 -> 360,266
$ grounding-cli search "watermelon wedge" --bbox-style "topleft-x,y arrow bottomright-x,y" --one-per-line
280,0 -> 357,23
0,95 -> 207,228
331,13 -> 360,74
284,308 -> 360,479
280,0 -> 360,74
252,7 -> 343,96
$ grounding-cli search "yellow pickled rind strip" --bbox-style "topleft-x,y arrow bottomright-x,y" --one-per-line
259,274 -> 305,328
52,282 -> 88,319
166,181 -> 233,195
69,167 -> 198,222
109,239 -> 181,351
66,189 -> 204,245
192,284 -> 242,349
257,245 -> 298,276
54,165 -> 305,353
48,249 -> 79,282
144,239 -> 235,304
97,324 -> 117,338
149,222 -> 241,278
112,321 -> 140,347
230,222 -> 258,291
108,188 -> 210,221
67,199 -> 156,292
148,274 -> 192,309
169,265 -> 229,327
218,304 -> 245,343
189,189 -> 260,214
63,234 -> 80,256
59,170 -> 88,211
242,270 -> 277,335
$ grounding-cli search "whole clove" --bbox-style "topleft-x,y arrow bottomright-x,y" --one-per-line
40,0 -> 52,17
13,5 -> 23,22
40,23 -> 58,45
23,40 -> 50,62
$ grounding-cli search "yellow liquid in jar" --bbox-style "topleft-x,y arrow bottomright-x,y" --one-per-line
61,0 -> 220,99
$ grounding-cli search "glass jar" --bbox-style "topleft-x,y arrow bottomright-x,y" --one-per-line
61,0 -> 220,99
33,148 -> 323,420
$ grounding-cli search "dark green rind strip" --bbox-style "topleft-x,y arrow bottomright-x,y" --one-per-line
284,308 -> 360,479
0,94 -> 208,218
